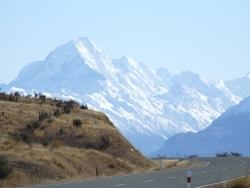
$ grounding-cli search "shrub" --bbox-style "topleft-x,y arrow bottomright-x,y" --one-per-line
33,121 -> 41,129
39,112 -> 49,121
80,104 -> 88,110
108,164 -> 115,169
56,100 -> 63,108
50,140 -> 63,150
231,152 -> 243,157
14,91 -> 20,102
73,119 -> 82,128
188,154 -> 199,159
42,131 -> 52,147
47,118 -> 54,123
216,152 -> 229,157
65,99 -> 75,109
25,121 -> 41,132
40,125 -> 47,130
54,108 -> 61,117
227,177 -> 250,188
0,155 -> 12,179
63,106 -> 71,114
86,141 -> 98,150
99,135 -> 111,150
59,128 -> 66,135
21,133 -> 33,146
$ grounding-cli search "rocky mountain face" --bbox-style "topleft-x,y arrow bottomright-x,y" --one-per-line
149,96 -> 250,157
1,37 -> 250,155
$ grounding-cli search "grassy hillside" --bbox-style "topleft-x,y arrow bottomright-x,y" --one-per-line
0,93 -> 157,187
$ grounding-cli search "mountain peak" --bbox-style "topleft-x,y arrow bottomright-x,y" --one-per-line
73,37 -> 102,53
246,73 -> 250,79
120,55 -> 133,61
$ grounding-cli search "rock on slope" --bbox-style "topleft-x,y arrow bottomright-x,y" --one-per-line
1,37 -> 250,155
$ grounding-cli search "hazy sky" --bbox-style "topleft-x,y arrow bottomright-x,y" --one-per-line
1,0 -> 250,84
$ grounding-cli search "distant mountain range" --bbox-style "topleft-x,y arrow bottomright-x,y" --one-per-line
149,96 -> 250,157
1,37 -> 250,155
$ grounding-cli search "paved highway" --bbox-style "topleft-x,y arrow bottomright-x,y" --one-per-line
23,157 -> 250,188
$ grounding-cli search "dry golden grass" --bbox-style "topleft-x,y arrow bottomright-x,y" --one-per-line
149,158 -> 202,171
0,95 -> 199,187
208,176 -> 250,188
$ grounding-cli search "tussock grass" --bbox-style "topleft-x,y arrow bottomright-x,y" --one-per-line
209,176 -> 250,188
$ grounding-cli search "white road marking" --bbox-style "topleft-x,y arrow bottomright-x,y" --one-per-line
115,184 -> 126,186
214,169 -> 218,171
231,166 -> 234,168
168,177 -> 176,179
203,162 -> 210,166
202,171 -> 207,174
224,168 -> 227,169
145,180 -> 154,183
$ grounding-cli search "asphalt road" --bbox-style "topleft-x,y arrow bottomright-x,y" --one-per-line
23,157 -> 250,188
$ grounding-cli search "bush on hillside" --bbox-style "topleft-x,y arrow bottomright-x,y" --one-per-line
23,121 -> 41,137
39,112 -> 50,121
63,106 -> 71,114
216,152 -> 229,157
99,135 -> 111,150
56,100 -> 63,108
42,131 -> 52,147
85,141 -> 99,150
216,152 -> 243,157
21,132 -> 33,146
59,128 -> 66,135
47,118 -> 54,123
54,108 -> 61,117
0,155 -> 12,179
80,104 -> 88,110
73,119 -> 82,128
231,151 -> 243,157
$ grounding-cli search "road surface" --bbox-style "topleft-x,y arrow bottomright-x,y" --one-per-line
23,157 -> 250,188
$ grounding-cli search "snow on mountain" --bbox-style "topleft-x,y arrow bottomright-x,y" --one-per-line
224,73 -> 250,99
1,37 -> 250,155
222,94 -> 250,117
149,96 -> 250,157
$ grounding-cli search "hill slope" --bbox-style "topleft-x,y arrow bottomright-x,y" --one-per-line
149,96 -> 250,157
0,94 -> 155,187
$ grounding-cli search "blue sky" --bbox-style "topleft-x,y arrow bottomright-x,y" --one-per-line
0,0 -> 249,84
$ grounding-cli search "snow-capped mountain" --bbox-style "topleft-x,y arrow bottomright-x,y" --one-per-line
1,37 -> 250,155
149,96 -> 250,157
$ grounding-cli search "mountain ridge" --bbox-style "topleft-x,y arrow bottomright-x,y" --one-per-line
149,96 -> 250,157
